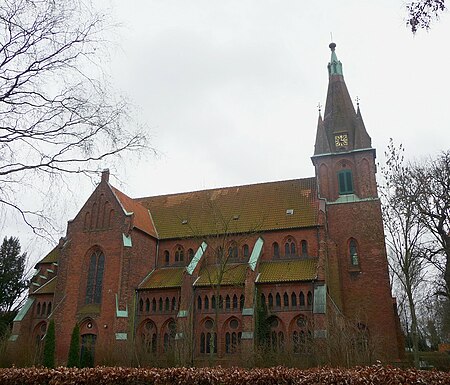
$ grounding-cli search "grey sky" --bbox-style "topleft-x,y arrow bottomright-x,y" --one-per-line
12,1 -> 450,264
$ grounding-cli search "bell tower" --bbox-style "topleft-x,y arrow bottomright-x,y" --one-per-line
312,43 -> 403,360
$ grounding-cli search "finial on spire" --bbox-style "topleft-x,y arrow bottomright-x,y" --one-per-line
318,102 -> 322,114
356,96 -> 360,107
327,42 -> 343,76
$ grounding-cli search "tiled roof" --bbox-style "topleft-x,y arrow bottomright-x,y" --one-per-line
195,264 -> 247,287
112,187 -> 158,238
257,258 -> 318,283
37,246 -> 59,266
33,276 -> 57,294
139,267 -> 184,289
137,178 -> 319,239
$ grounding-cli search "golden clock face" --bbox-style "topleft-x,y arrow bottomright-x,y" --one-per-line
335,134 -> 348,147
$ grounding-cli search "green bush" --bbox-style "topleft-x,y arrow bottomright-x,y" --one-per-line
42,320 -> 55,368
67,324 -> 80,367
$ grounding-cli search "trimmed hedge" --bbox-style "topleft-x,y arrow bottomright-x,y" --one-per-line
0,364 -> 449,385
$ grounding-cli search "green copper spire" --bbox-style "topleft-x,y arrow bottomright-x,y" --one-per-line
327,42 -> 343,76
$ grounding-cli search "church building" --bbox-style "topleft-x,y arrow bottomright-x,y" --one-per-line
10,43 -> 404,366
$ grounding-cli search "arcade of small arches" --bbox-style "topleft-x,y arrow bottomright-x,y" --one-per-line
35,300 -> 52,317
260,290 -> 313,310
197,293 -> 245,312
138,295 -> 180,314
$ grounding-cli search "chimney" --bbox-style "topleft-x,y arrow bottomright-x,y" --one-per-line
101,169 -> 110,183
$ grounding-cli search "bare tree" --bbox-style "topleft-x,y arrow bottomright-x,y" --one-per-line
406,0 -> 446,33
408,151 -> 450,299
0,0 -> 148,237
380,140 -> 429,368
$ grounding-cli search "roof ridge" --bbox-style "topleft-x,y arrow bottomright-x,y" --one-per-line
136,176 -> 316,201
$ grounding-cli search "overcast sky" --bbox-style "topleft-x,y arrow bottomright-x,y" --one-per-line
16,1 -> 450,264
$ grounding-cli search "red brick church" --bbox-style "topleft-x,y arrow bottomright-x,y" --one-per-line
10,43 -> 403,366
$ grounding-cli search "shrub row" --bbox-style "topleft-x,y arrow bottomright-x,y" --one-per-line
0,364 -> 449,385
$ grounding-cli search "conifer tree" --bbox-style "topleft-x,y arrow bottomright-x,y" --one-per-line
43,320 -> 56,368
67,324 -> 80,367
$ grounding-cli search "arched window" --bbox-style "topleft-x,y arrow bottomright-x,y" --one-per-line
349,239 -> 359,266
211,295 -> 216,309
163,321 -> 176,352
338,169 -> 353,195
152,298 -> 156,312
200,319 -> 217,354
164,250 -> 170,265
219,295 -> 223,309
175,246 -> 184,262
243,244 -> 249,258
42,302 -> 46,316
273,242 -> 279,258
146,298 -> 150,312
261,293 -> 266,306
204,296 -> 209,310
85,250 -> 105,304
141,320 -> 157,354
226,295 -> 231,310
291,292 -> 297,307
301,240 -> 308,257
36,302 -> 41,315
165,297 -> 170,311
307,291 -> 313,306
299,291 -> 305,307
159,297 -> 163,311
198,296 -> 202,310
139,298 -> 144,312
233,294 -> 238,309
284,238 -> 296,256
188,248 -> 194,261
200,333 -> 205,354
171,297 -> 176,311
228,243 -> 238,260
268,293 -> 273,309
283,292 -> 289,307
47,302 -> 52,315
275,293 -> 281,308
240,294 -> 244,310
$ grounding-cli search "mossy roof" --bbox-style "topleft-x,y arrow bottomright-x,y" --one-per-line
33,276 -> 57,294
112,187 -> 158,238
257,258 -> 318,283
37,246 -> 60,266
137,178 -> 319,239
194,264 -> 248,287
139,267 -> 185,289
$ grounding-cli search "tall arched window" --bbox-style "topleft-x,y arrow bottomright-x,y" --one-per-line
240,294 -> 245,310
349,239 -> 359,266
204,296 -> 209,310
141,320 -> 157,354
175,246 -> 184,262
275,293 -> 281,308
228,243 -> 238,260
307,291 -> 313,307
152,298 -> 156,312
146,298 -> 150,312
85,250 -> 105,304
165,297 -> 170,311
198,296 -> 202,310
268,293 -> 273,309
159,297 -> 163,311
139,298 -> 144,312
47,302 -> 52,315
42,302 -> 46,316
285,238 -> 296,256
226,295 -> 231,310
273,242 -> 279,258
233,294 -> 238,309
338,169 -> 353,195
301,240 -> 308,257
243,244 -> 249,258
283,292 -> 289,307
164,250 -> 170,265
299,291 -> 305,307
291,292 -> 297,307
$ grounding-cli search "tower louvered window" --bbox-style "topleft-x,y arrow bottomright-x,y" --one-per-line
338,170 -> 353,195
85,250 -> 105,304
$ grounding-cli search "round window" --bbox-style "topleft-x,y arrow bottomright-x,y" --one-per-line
40,323 -> 47,333
296,316 -> 306,328
229,319 -> 239,329
204,319 -> 214,330
145,321 -> 154,330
